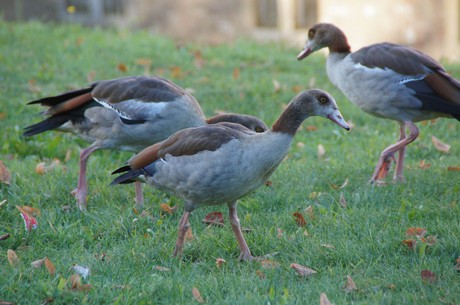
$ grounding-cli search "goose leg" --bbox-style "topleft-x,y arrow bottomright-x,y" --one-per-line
134,181 -> 144,209
173,211 -> 191,257
72,144 -> 100,211
228,201 -> 254,261
370,121 -> 418,184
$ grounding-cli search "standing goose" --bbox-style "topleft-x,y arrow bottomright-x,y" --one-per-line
111,89 -> 350,261
24,76 -> 268,210
297,23 -> 460,183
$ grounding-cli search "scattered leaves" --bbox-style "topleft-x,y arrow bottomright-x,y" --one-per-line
447,166 -> 460,171
344,275 -> 357,292
192,50 -> 204,68
290,263 -> 317,277
7,249 -> 19,267
202,211 -> 224,226
160,203 -> 177,214
16,205 -> 41,216
192,287 -> 204,303
17,205 -> 39,232
305,205 -> 314,220
170,66 -> 183,79
339,192 -> 347,208
0,161 -> 11,185
0,233 -> 10,241
35,159 -> 66,175
330,178 -> 349,189
402,239 -> 417,250
153,265 -> 170,272
256,270 -> 265,279
31,258 -> 45,268
272,79 -> 281,92
320,293 -> 332,305
305,125 -> 318,132
0,301 -> 15,305
420,270 -> 437,284
44,257 -> 56,276
317,144 -> 326,158
431,136 -> 450,153
293,212 -> 306,227
185,227 -> 194,242
215,258 -> 226,268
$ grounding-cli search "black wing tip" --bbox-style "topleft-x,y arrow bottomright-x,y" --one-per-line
111,165 -> 132,175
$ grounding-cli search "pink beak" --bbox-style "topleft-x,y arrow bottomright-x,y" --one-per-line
297,46 -> 312,61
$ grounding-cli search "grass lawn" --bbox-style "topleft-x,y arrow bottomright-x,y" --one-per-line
0,21 -> 459,305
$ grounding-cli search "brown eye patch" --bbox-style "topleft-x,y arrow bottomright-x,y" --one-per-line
308,29 -> 316,39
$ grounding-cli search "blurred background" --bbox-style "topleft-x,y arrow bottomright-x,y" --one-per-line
1,0 -> 459,60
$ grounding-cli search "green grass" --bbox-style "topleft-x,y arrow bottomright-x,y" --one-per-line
0,21 -> 459,305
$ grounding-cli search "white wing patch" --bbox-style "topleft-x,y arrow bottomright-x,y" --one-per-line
94,97 -> 134,120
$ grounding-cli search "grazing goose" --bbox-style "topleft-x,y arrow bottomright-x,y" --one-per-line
111,89 -> 350,260
297,23 -> 460,183
24,76 -> 268,210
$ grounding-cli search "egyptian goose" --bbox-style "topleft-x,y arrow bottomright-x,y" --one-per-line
24,76 -> 268,210
111,89 -> 350,260
297,23 -> 460,183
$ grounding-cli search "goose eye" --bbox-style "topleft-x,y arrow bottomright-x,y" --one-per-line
319,96 -> 328,104
255,126 -> 264,133
308,29 -> 315,39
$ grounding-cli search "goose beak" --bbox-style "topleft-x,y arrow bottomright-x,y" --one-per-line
327,109 -> 350,131
297,44 -> 312,61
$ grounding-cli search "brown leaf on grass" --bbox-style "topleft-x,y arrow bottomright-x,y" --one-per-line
28,79 -> 41,93
422,235 -> 437,246
303,229 -> 309,236
447,166 -> 460,171
44,257 -> 56,276
0,112 -> 6,120
296,141 -> 305,148
265,180 -> 272,187
418,160 -> 431,169
135,58 -> 152,68
215,258 -> 226,268
344,275 -> 357,292
185,227 -> 194,242
117,63 -> 128,72
293,212 -> 306,227
171,66 -> 184,79
402,239 -> 416,250
291,85 -> 302,93
159,203 -> 177,214
455,258 -> 460,271
305,125 -> 318,132
0,233 -> 10,241
202,211 -> 224,226
339,192 -> 347,208
0,301 -> 15,305
260,259 -> 280,269
192,50 -> 204,69
321,244 -> 335,249
41,297 -> 54,304
420,270 -> 437,283
31,258 -> 46,268
305,205 -> 314,220
16,205 -> 41,216
153,265 -> 170,272
192,287 -> 204,303
276,228 -> 284,238
69,274 -> 81,289
319,293 -> 332,305
290,263 -> 317,277
272,79 -> 281,92
233,68 -> 240,80
431,136 -> 450,153
7,249 -> 19,267
0,161 -> 11,185
406,227 -> 427,238
317,144 -> 326,158
256,270 -> 266,279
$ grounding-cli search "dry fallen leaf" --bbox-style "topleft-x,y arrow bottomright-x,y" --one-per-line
28,79 -> 41,93
265,180 -> 272,187
319,293 -> 332,305
192,50 -> 204,69
305,205 -> 314,220
44,257 -> 56,276
215,258 -> 226,268
159,203 -> 177,214
321,244 -> 335,249
290,263 -> 317,277
339,192 -> 347,208
31,258 -> 46,268
455,258 -> 460,271
7,249 -> 19,267
402,239 -> 416,250
344,275 -> 357,292
296,141 -> 305,148
153,265 -> 170,272
185,227 -> 194,242
170,66 -> 183,79
202,211 -> 224,226
256,269 -> 266,279
117,63 -> 128,72
330,178 -> 349,190
293,212 -> 307,227
16,205 -> 41,216
317,144 -> 326,158
272,79 -> 281,92
69,274 -> 81,289
422,235 -> 437,246
418,160 -> 431,169
431,136 -> 450,153
233,68 -> 240,80
420,270 -> 437,284
192,287 -> 204,303
406,227 -> 427,238
0,300 -> 15,305
276,228 -> 284,238
0,161 -> 11,185
0,233 -> 10,241
260,259 -> 280,269
447,166 -> 460,171
305,125 -> 318,132
35,162 -> 47,175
